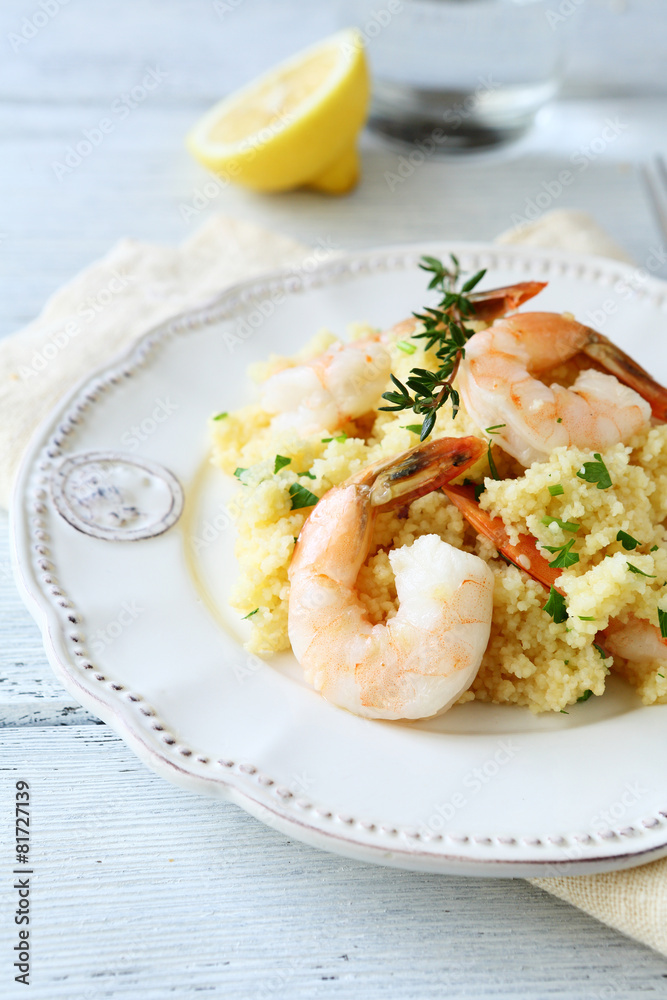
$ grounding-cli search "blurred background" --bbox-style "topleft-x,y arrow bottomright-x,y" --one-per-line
1,0 -> 666,339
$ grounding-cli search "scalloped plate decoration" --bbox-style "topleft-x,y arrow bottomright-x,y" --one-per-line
11,243 -> 667,877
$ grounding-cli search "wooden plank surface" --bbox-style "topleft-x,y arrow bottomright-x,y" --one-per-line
3,726 -> 667,1000
2,0 -> 667,995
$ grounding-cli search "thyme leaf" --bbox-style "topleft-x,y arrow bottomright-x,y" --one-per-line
379,254 -> 486,438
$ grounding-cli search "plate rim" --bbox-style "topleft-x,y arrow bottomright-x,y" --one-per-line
11,239 -> 667,877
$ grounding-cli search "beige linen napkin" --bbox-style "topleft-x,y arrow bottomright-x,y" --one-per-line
2,207 -> 664,955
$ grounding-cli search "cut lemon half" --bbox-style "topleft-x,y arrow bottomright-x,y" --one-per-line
186,29 -> 370,195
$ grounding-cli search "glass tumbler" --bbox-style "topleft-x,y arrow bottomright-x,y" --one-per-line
341,0 -> 563,150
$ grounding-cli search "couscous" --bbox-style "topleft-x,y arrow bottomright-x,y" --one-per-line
210,261 -> 667,716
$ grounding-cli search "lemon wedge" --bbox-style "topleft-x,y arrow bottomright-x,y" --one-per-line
186,29 -> 370,195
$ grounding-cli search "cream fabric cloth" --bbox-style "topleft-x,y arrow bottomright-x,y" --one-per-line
3,207 -> 665,956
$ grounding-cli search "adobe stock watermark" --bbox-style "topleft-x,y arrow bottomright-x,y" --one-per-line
220,237 -> 340,353
545,0 -> 587,30
539,778 -> 651,878
119,396 -> 180,452
340,0 -> 404,54
510,116 -> 628,230
384,75 -> 501,191
7,0 -> 71,54
51,66 -> 167,180
89,601 -> 144,656
419,738 -> 521,837
558,243 -> 667,333
179,110 -> 293,223
16,268 -> 135,380
212,0 -> 243,19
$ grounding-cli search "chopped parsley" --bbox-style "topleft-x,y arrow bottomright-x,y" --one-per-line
626,562 -> 656,578
576,453 -> 612,489
593,642 -> 609,659
212,411 -> 228,421
463,478 -> 485,501
658,608 -> 667,638
403,424 -> 423,434
298,470 -> 316,479
577,616 -> 596,621
242,608 -> 259,619
274,455 -> 291,474
560,709 -> 569,715
233,467 -> 248,480
651,545 -> 659,552
616,530 -> 640,551
543,586 -> 568,623
548,484 -> 564,496
396,340 -> 417,355
288,483 -> 319,510
541,515 -> 580,533
542,538 -> 580,569
577,689 -> 593,702
321,432 -> 348,444
556,417 -> 563,423
485,424 -> 506,435
487,441 -> 500,480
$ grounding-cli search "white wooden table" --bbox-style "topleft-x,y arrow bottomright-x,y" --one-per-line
3,2 -> 667,996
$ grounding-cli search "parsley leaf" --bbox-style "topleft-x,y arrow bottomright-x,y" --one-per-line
659,608 -> 667,639
543,586 -> 568,623
403,424 -> 423,434
464,477 -> 486,502
242,608 -> 259,619
274,455 -> 291,474
288,483 -> 319,510
396,340 -> 417,355
576,453 -> 612,489
233,467 -> 248,480
321,432 -> 348,444
548,483 -> 564,496
542,538 -> 580,569
627,562 -> 656,578
616,529 -> 640,550
298,470 -> 316,479
541,515 -> 580,533
212,411 -> 228,421
577,689 -> 593,702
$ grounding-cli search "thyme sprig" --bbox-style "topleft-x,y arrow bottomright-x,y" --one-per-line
379,255 -> 487,441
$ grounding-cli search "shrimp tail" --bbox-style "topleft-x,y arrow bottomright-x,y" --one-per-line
582,330 -> 667,421
443,484 -> 562,591
368,437 -> 486,510
467,281 -> 547,323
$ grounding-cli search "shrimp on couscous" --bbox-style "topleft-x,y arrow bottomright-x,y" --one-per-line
209,257 -> 667,719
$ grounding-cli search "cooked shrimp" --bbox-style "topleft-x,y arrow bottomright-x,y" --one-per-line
601,615 -> 667,665
380,280 -> 547,344
458,313 -> 659,467
261,281 -> 547,437
261,337 -> 391,436
288,437 -> 494,720
444,483 -> 667,673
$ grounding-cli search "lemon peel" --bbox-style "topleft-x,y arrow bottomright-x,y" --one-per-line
186,29 -> 369,195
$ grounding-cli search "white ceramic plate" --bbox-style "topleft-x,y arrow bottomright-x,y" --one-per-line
12,243 -> 667,877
